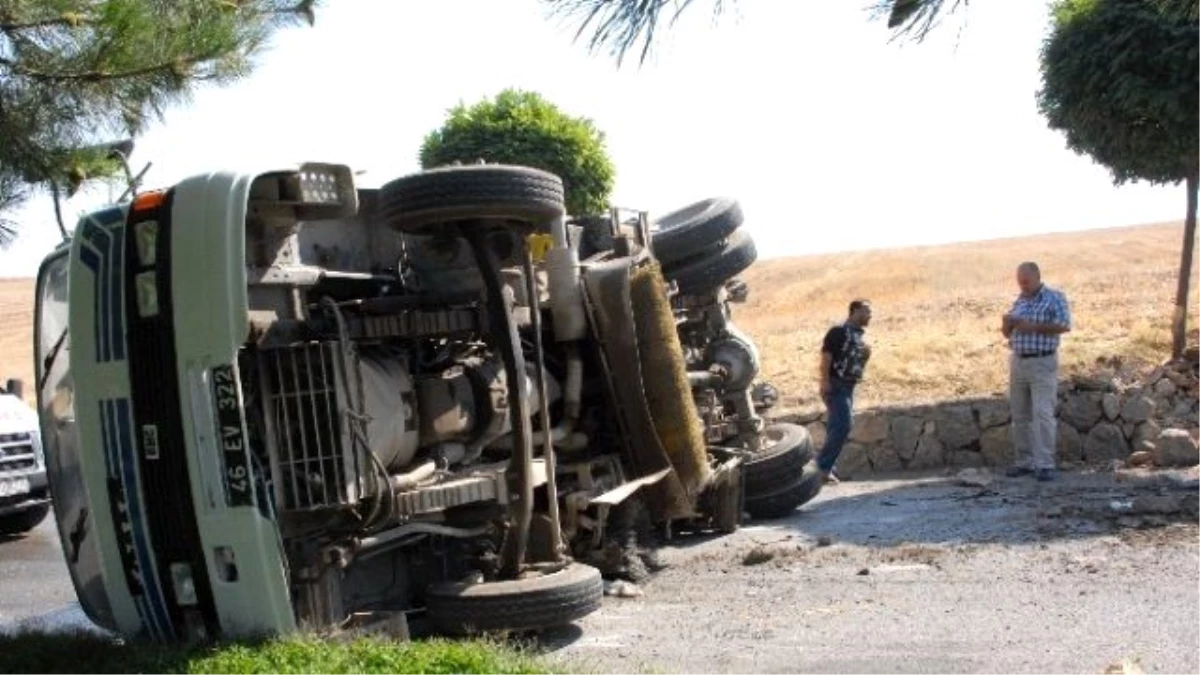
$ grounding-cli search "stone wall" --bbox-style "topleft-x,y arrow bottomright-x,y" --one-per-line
771,358 -> 1200,475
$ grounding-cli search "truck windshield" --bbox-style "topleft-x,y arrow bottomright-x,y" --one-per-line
33,247 -> 116,629
35,251 -> 71,425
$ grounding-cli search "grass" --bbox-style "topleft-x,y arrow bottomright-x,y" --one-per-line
0,631 -> 556,674
2,220 -> 1196,413
735,220 -> 1199,411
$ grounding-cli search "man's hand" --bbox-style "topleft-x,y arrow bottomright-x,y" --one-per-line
1012,319 -> 1037,333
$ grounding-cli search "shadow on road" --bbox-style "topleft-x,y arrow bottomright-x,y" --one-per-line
760,468 -> 1199,549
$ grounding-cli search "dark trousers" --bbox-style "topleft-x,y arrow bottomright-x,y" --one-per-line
817,379 -> 855,473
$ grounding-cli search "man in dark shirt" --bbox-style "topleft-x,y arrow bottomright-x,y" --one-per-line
817,299 -> 873,483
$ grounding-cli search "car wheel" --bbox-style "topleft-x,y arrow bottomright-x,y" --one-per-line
0,503 -> 50,536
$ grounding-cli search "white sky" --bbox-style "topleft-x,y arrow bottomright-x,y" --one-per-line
0,0 -> 1186,278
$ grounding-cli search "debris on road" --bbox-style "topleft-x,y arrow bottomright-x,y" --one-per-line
603,580 -> 644,598
742,546 -> 775,566
955,468 -> 994,488
1104,657 -> 1145,674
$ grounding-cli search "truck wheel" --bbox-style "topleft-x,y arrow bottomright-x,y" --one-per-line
651,198 -> 743,266
744,424 -> 822,520
663,229 -> 757,296
379,164 -> 565,235
426,562 -> 603,635
0,503 -> 50,536
745,462 -> 823,520
744,423 -> 814,498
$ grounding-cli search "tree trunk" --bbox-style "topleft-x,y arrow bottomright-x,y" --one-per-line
1172,174 -> 1198,360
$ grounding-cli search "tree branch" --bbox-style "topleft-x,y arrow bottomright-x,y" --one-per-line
0,14 -> 95,32
0,48 -> 226,83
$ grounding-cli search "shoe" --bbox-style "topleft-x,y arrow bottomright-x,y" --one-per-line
1005,466 -> 1035,478
821,470 -> 840,485
1036,469 -> 1058,482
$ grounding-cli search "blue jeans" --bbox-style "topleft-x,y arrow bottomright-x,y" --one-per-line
817,380 -> 855,473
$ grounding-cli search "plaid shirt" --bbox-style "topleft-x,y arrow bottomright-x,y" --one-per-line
1009,284 -> 1071,354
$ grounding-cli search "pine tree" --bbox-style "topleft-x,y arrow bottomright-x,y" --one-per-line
0,0 -> 318,245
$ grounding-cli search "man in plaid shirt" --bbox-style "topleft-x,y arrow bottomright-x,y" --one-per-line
1001,262 -> 1072,481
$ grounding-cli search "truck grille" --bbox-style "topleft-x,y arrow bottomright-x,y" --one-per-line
0,432 -> 38,473
259,343 -> 362,511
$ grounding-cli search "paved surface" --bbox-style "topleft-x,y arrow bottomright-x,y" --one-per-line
544,469 -> 1200,674
0,517 -> 78,630
2,469 -> 1197,674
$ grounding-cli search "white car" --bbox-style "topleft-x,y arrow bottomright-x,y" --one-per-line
0,379 -> 50,536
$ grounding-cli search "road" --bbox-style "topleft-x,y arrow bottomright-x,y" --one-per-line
0,516 -> 83,632
2,469 -> 1197,674
545,468 -> 1200,674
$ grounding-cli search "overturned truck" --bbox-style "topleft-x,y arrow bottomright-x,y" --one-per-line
33,163 -> 820,641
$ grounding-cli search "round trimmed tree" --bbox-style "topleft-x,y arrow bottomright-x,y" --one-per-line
1038,0 -> 1199,359
419,89 -> 616,216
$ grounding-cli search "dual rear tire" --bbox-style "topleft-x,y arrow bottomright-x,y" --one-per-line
744,423 -> 823,520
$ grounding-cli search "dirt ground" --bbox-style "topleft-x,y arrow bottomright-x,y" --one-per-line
544,467 -> 1200,674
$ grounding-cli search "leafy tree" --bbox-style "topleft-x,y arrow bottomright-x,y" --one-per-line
420,89 -> 616,216
0,0 -> 318,246
543,0 -> 971,65
1038,0 -> 1199,358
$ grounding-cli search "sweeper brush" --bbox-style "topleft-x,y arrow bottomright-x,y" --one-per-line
630,261 -> 711,496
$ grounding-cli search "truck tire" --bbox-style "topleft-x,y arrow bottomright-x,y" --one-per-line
379,164 -> 565,235
744,424 -> 823,520
744,423 -> 814,497
0,502 -> 50,535
745,462 -> 823,520
426,562 -> 603,635
663,229 -> 758,296
651,198 -> 743,266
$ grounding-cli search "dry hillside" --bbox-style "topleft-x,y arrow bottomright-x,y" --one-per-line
1,221 -> 1196,411
737,221 -> 1199,411
0,277 -> 35,402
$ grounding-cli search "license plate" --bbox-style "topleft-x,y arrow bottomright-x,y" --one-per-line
211,365 -> 254,508
0,476 -> 31,498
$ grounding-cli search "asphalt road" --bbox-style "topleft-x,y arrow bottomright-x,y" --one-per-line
545,469 -> 1200,674
0,516 -> 79,630
2,469 -> 1197,675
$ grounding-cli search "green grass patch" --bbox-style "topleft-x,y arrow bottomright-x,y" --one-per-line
0,630 -> 559,674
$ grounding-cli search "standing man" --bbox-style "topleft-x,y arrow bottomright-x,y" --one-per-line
817,299 -> 872,484
1002,262 -> 1072,482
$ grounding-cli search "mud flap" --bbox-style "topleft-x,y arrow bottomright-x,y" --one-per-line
581,257 -> 697,521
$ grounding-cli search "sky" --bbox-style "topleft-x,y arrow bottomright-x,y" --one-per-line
0,0 -> 1187,278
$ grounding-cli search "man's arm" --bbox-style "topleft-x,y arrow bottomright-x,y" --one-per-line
819,351 -> 833,395
819,326 -> 840,395
1001,313 -> 1015,339
1014,292 -> 1072,335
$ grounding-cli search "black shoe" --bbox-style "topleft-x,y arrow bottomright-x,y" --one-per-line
1036,469 -> 1058,482
1006,466 -> 1035,478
